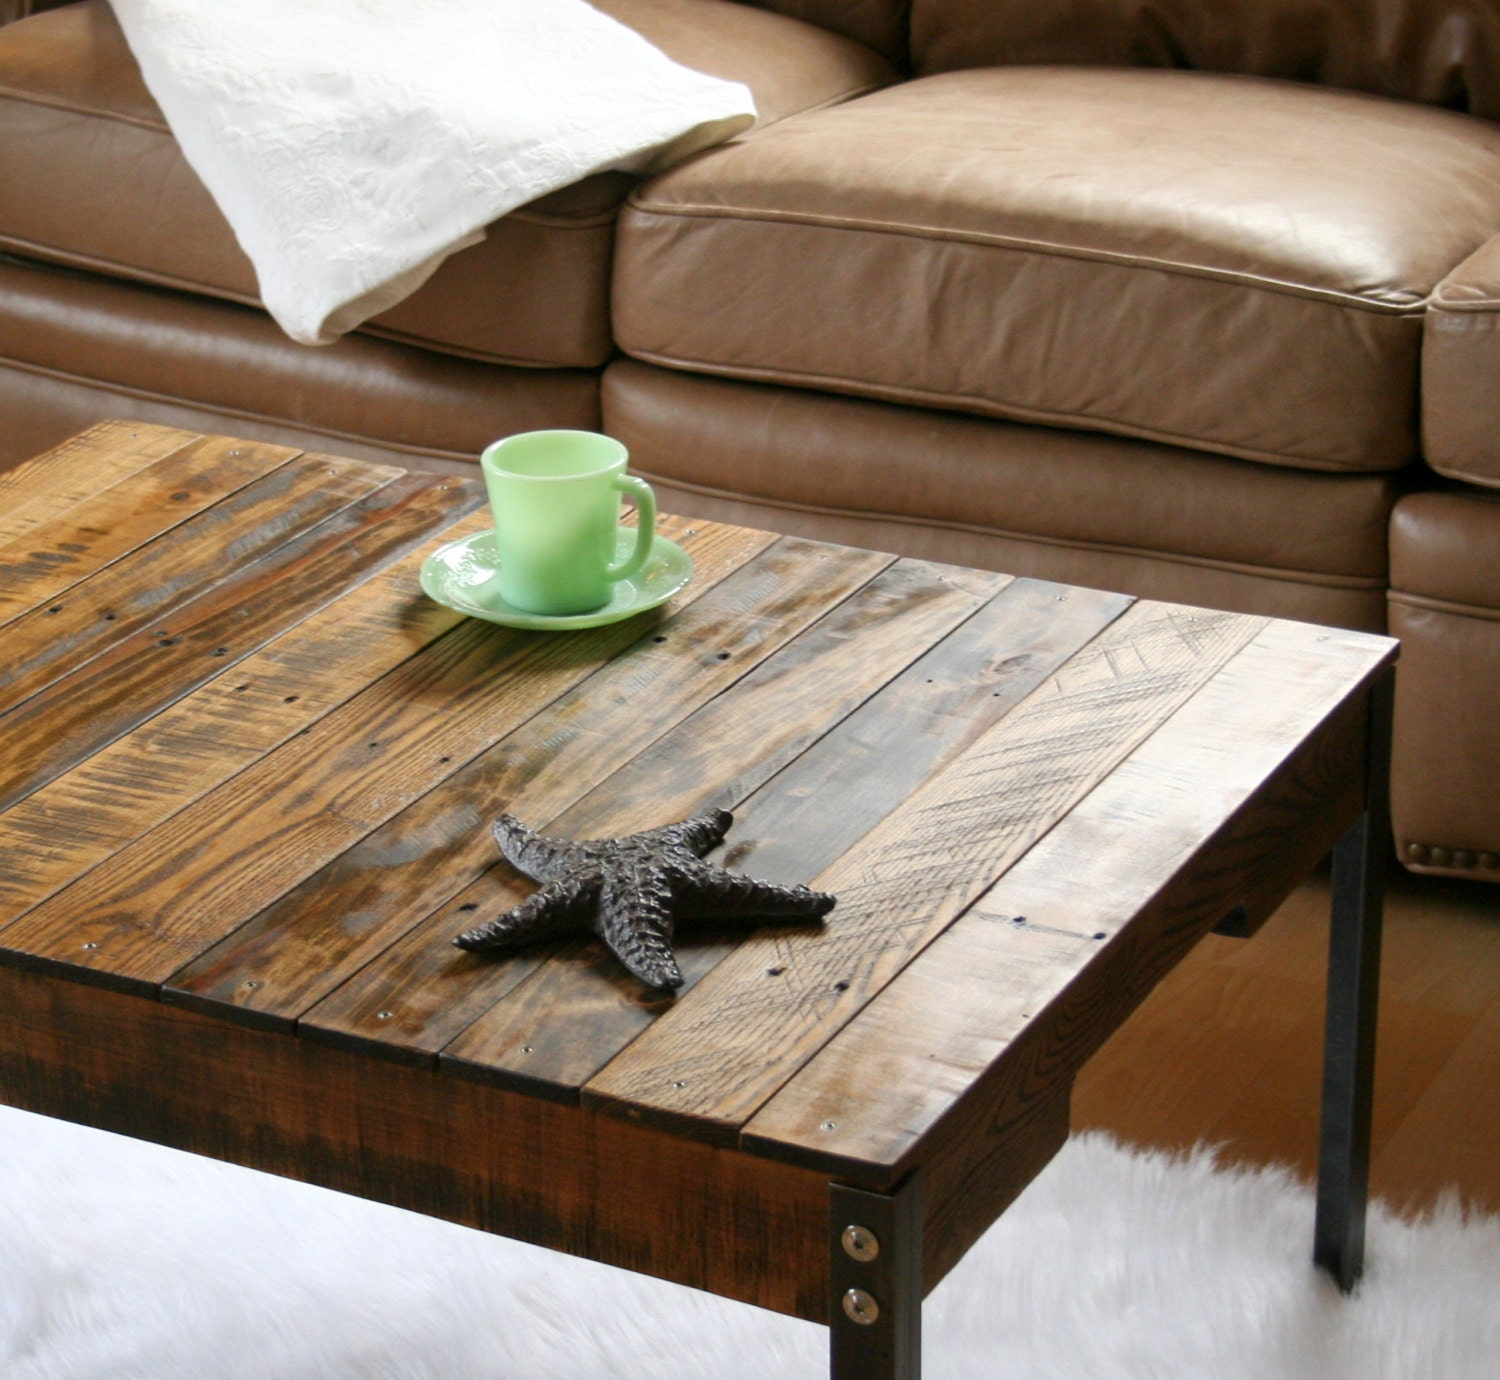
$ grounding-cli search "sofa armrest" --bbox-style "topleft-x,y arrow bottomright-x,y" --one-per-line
1424,233 -> 1500,488
1,0 -> 75,23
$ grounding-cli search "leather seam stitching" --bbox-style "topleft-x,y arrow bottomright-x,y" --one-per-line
0,84 -> 169,133
618,350 -> 1405,475
639,469 -> 1388,588
622,200 -> 1431,312
0,354 -> 484,463
1388,590 -> 1500,622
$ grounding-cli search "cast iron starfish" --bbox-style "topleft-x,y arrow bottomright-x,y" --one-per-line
452,809 -> 836,990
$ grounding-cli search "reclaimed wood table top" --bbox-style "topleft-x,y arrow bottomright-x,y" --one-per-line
0,422 -> 1397,1334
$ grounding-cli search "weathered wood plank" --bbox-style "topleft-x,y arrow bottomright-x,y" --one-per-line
0,444 -> 395,718
0,507 -> 493,931
0,435 -> 295,625
0,421 -> 201,546
740,623 -> 1394,1191
0,525 -> 806,993
435,577 -> 1132,1098
0,471 -> 477,814
170,536 -> 906,1034
0,963 -> 833,1324
581,602 -> 1268,1143
716,580 -> 1135,889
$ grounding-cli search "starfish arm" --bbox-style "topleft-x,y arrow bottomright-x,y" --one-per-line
492,814 -> 585,883
637,809 -> 733,859
672,859 -> 836,921
596,871 -> 683,990
452,870 -> 600,951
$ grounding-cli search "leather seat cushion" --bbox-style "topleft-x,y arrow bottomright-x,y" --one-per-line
1423,234 -> 1500,489
616,66 -> 1500,473
0,253 -> 599,466
604,358 -> 1395,633
0,0 -> 893,368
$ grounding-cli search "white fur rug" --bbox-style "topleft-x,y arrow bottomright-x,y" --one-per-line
1,1105 -> 1495,1379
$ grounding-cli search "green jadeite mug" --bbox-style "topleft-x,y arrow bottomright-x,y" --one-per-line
480,430 -> 658,617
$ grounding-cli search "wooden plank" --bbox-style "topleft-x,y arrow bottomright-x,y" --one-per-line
435,578 -> 1133,1097
0,964 -> 833,1324
0,421 -> 201,546
716,580 -> 1135,889
0,525 -> 810,993
171,536 -> 909,1033
0,470 -> 477,814
0,443 -> 395,718
740,622 -> 1394,1191
581,602 -> 1268,1143
0,435 -> 295,625
0,507 -> 493,931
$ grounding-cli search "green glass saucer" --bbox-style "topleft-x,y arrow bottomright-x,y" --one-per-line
419,528 -> 693,630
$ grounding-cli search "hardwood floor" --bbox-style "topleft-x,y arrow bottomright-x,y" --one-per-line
1072,861 -> 1500,1218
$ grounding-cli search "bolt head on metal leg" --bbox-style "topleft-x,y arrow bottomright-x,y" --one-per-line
842,1224 -> 880,1261
842,1288 -> 881,1325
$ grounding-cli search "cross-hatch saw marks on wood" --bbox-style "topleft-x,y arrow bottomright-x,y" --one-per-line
169,533 -> 898,1033
0,421 -> 201,546
717,580 -> 1136,890
416,561 -> 1014,1088
0,524 -> 814,993
0,446 -> 393,718
430,585 -> 1161,1104
0,437 -> 297,625
0,472 -> 473,816
741,618 -> 1394,1182
0,508 -> 495,931
162,522 -> 822,1032
580,601 -> 1268,1141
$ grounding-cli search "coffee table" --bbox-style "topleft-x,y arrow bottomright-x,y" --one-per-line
0,422 -> 1396,1377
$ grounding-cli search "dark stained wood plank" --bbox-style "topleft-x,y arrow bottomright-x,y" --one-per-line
581,602 -> 1269,1144
0,963 -> 833,1324
0,421 -> 201,546
0,525 -> 811,993
740,623 -> 1394,1190
0,509 -> 494,931
716,580 -> 1135,889
0,443 -> 395,718
0,470 -> 480,814
0,435 -> 295,624
434,578 -> 1132,1098
172,537 -> 911,1033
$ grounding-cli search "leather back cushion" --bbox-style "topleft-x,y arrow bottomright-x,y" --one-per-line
743,0 -> 909,67
912,0 -> 1500,120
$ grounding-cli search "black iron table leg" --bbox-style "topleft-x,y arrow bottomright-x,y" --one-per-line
829,1173 -> 923,1380
1314,670 -> 1394,1292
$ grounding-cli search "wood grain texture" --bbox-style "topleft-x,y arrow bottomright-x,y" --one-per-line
165,523 -> 830,1031
0,522 -> 784,992
0,436 -> 293,625
0,471 -> 476,814
741,621 -> 1394,1187
0,444 -> 394,719
581,602 -> 1268,1143
434,574 -> 1128,1099
283,543 -> 948,1056
423,560 -> 1010,1090
0,963 -> 833,1324
0,507 -> 492,931
717,580 -> 1134,889
0,421 -> 200,546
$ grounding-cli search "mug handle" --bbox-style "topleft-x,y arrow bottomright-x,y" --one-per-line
606,473 -> 657,583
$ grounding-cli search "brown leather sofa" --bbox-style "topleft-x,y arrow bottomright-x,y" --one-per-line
3,0 -> 1500,881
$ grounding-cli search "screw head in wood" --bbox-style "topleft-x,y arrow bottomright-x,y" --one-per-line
842,1224 -> 880,1262
842,1288 -> 880,1325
